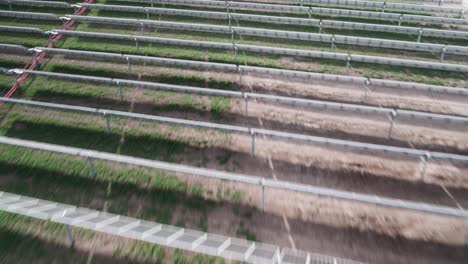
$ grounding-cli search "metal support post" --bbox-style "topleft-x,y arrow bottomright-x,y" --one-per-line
230,29 -> 235,46
363,78 -> 371,101
140,23 -> 145,36
460,10 -> 466,19
417,29 -> 423,43
300,0 -> 304,6
251,130 -> 255,158
319,20 -> 323,34
387,110 -> 397,139
145,8 -> 149,20
225,0 -> 231,29
440,47 -> 446,62
127,57 -> 132,76
345,54 -> 351,74
438,0 -> 444,6
260,178 -> 265,211
331,35 -> 335,50
419,153 -> 431,180
237,66 -> 243,85
233,45 -> 238,67
150,0 -> 154,8
65,224 -> 75,248
398,14 -> 403,26
381,1 -> 386,13
104,112 -> 111,133
117,81 -> 123,101
135,38 -> 139,53
244,93 -> 248,119
308,7 -> 312,19
87,157 -> 95,178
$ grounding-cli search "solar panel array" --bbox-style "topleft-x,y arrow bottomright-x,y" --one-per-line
64,15 -> 468,56
0,191 -> 360,264
7,69 -> 468,124
79,3 -> 468,39
115,0 -> 467,16
294,0 -> 465,14
46,29 -> 468,73
30,46 -> 468,96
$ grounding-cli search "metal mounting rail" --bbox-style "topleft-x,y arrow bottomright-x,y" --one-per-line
64,15 -> 468,56
25,46 -> 468,96
2,0 -> 72,8
7,69 -> 468,125
0,25 -> 45,34
78,3 -> 468,40
0,192 -> 362,264
0,137 -> 467,218
0,10 -> 59,20
46,29 -> 468,72
1,97 -> 468,164
0,43 -> 29,53
107,0 -> 468,25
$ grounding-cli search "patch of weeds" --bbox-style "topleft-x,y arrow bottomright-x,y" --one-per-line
237,221 -> 257,242
216,151 -> 232,165
173,249 -> 190,264
114,241 -> 165,263
210,97 -> 230,119
230,190 -> 242,203
190,183 -> 204,198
